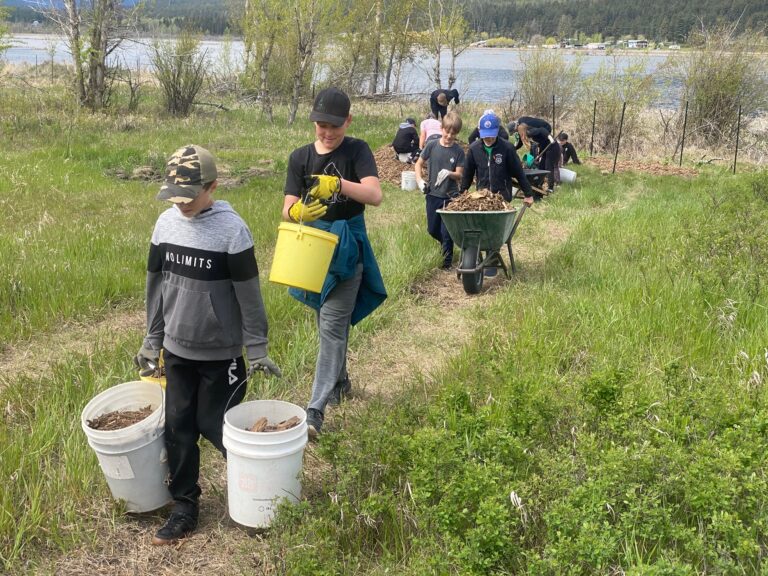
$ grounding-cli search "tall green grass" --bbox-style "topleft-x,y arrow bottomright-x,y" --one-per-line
268,171 -> 768,574
0,83 -> 438,571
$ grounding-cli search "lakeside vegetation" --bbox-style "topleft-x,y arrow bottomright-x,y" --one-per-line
2,71 -> 768,574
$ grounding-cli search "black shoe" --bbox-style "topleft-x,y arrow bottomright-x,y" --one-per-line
440,260 -> 452,270
327,378 -> 352,406
152,511 -> 198,546
306,408 -> 324,439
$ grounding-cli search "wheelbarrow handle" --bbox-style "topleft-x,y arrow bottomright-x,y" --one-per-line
509,203 -> 527,238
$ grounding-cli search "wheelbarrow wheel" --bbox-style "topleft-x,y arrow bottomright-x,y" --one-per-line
460,245 -> 484,294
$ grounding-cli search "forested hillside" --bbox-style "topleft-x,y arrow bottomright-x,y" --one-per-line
5,0 -> 768,41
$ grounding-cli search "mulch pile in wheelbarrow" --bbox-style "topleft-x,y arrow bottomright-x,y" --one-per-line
87,406 -> 153,430
443,189 -> 514,212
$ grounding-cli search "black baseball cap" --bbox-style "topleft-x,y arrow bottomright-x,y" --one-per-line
309,87 -> 350,127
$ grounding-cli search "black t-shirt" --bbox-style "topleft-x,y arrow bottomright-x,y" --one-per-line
284,137 -> 379,221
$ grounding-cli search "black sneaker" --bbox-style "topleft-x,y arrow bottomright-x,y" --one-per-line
306,408 -> 324,439
327,378 -> 352,406
152,511 -> 198,546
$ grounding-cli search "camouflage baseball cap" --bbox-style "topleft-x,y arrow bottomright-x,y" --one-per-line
157,144 -> 218,203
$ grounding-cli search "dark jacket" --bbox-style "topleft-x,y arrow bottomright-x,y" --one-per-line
391,123 -> 419,154
461,138 -> 533,201
429,89 -> 460,118
514,116 -> 552,150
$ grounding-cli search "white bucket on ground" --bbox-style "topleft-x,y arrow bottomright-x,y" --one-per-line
81,380 -> 171,513
559,167 -> 577,183
222,400 -> 308,528
401,171 -> 418,190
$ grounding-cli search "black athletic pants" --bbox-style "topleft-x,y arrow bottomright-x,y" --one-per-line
163,350 -> 247,513
426,194 -> 454,265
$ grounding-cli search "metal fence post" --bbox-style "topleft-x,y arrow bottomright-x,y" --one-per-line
552,94 -> 556,134
679,100 -> 688,167
590,100 -> 597,156
733,104 -> 742,174
612,102 -> 626,174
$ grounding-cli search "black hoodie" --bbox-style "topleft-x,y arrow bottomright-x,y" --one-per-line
461,138 -> 532,201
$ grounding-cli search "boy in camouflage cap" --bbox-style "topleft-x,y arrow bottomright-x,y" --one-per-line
135,144 -> 281,545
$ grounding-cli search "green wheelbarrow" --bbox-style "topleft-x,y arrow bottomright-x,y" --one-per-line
437,205 -> 527,294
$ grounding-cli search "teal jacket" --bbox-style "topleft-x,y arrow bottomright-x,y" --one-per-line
289,214 -> 387,325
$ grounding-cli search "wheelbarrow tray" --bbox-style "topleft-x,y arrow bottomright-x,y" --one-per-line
437,209 -> 519,251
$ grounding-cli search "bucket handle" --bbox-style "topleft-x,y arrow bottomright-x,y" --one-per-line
223,364 -> 260,419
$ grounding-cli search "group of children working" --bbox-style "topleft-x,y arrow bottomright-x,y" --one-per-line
392,105 -> 580,269
131,86 -> 579,547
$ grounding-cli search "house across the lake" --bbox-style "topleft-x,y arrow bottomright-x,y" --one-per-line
627,39 -> 649,49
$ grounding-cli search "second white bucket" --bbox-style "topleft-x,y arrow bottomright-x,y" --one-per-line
81,380 -> 171,513
401,171 -> 417,190
559,167 -> 577,183
222,400 -> 308,528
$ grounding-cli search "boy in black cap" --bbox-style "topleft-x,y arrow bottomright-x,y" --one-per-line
391,117 -> 420,163
135,144 -> 281,545
282,87 -> 387,438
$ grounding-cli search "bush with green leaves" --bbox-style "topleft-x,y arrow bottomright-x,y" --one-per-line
518,48 -> 582,120
151,31 -> 207,116
573,56 -> 658,154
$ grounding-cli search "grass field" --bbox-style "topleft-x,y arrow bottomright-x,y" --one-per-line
2,78 -> 768,574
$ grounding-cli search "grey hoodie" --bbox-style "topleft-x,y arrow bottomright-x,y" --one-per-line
143,200 -> 269,362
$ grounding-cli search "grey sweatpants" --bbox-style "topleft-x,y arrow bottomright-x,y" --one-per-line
308,263 -> 364,413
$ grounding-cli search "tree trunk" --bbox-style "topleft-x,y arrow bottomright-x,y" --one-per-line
63,0 -> 86,105
368,0 -> 382,95
259,34 -> 275,122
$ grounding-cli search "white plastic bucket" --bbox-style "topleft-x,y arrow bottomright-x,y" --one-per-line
81,380 -> 171,513
222,400 -> 308,528
401,171 -> 418,190
559,167 -> 577,183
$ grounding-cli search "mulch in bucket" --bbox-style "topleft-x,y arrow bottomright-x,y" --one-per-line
87,406 -> 154,431
247,416 -> 301,433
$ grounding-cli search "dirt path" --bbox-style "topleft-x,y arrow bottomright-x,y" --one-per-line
39,199 -> 585,575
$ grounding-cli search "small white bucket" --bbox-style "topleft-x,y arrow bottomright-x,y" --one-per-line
222,400 -> 308,528
81,380 -> 171,513
401,171 -> 418,190
397,153 -> 412,163
559,167 -> 577,183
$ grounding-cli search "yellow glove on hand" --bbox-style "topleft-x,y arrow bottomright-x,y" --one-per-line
307,174 -> 341,200
289,199 -> 328,223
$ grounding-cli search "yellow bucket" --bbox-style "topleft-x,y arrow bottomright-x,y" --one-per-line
269,223 -> 339,293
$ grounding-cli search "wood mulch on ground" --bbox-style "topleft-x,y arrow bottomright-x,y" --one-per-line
588,156 -> 699,177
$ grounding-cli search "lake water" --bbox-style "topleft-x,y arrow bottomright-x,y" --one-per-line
5,34 -> 676,106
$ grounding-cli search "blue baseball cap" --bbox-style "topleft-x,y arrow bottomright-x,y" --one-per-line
478,113 -> 500,138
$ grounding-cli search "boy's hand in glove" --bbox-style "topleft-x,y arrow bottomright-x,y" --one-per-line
289,199 -> 327,223
248,356 -> 282,378
134,345 -> 160,377
306,174 -> 341,200
435,169 -> 452,187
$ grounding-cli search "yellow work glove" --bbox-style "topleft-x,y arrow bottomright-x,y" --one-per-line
306,174 -> 341,200
289,198 -> 328,223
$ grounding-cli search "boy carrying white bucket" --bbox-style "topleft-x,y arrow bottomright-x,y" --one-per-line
135,144 -> 281,545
